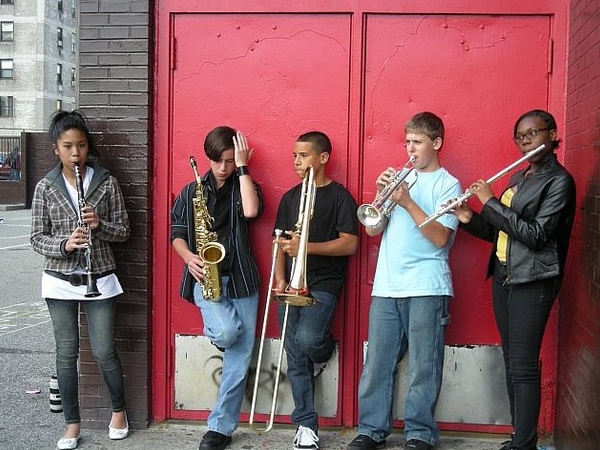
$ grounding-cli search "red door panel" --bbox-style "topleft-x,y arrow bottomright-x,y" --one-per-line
168,13 -> 352,423
361,13 -> 551,344
359,13 -> 551,427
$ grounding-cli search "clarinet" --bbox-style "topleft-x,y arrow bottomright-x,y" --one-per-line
73,164 -> 101,297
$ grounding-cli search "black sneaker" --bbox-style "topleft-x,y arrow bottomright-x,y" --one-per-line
404,439 -> 433,450
347,434 -> 386,450
498,440 -> 512,450
199,430 -> 231,450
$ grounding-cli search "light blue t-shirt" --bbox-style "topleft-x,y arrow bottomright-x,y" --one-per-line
372,167 -> 462,298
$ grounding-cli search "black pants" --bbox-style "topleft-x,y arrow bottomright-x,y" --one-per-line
492,262 -> 560,450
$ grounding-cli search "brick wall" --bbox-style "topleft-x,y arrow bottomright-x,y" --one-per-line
24,133 -> 55,208
554,1 -> 600,449
78,0 -> 153,429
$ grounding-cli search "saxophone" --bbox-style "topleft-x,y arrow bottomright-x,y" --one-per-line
189,156 -> 226,301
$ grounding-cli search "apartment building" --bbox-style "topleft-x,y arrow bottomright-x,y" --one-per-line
0,0 -> 78,136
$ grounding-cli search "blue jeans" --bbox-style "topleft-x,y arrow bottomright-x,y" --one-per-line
193,278 -> 258,436
357,296 -> 450,446
492,262 -> 559,450
277,290 -> 337,431
46,298 -> 125,424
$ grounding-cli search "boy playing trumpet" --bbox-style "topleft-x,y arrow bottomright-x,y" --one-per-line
348,112 -> 462,450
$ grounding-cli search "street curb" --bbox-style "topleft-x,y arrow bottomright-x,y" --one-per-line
0,204 -> 26,211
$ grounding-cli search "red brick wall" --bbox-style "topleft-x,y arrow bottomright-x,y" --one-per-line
554,1 -> 600,449
78,0 -> 153,429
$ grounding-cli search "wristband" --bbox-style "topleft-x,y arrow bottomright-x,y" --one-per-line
236,166 -> 250,176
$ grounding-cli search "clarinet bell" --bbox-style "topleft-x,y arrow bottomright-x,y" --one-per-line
85,276 -> 101,298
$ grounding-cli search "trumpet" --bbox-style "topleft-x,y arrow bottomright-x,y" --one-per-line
73,164 -> 101,298
357,156 -> 416,228
419,144 -> 546,228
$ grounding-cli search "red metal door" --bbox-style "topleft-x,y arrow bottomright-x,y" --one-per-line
162,12 -> 353,425
154,0 -> 565,434
359,14 -> 553,432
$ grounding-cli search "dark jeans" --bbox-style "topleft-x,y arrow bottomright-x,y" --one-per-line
278,290 -> 337,431
46,298 -> 126,423
492,262 -> 560,450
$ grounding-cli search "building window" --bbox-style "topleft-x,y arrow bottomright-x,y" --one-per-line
1,22 -> 13,42
0,59 -> 13,79
71,32 -> 76,53
0,0 -> 15,5
70,67 -> 76,86
57,27 -> 63,49
0,96 -> 14,117
71,0 -> 76,17
56,63 -> 63,84
56,99 -> 62,110
58,0 -> 63,13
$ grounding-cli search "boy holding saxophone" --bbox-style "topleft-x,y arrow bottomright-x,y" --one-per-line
171,126 -> 264,450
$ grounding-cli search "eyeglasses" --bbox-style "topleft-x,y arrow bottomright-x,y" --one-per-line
513,128 -> 549,144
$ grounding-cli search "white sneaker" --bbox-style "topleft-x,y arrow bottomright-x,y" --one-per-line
293,425 -> 319,450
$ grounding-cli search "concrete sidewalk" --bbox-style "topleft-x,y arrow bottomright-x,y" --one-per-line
34,422 -> 554,450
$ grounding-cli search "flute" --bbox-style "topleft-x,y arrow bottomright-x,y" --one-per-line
419,144 -> 546,229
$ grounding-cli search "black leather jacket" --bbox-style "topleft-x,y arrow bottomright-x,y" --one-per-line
460,154 -> 576,285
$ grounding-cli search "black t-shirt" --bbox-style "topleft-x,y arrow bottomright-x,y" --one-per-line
274,180 -> 358,296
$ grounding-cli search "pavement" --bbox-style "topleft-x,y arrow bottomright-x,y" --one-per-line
0,206 -> 555,450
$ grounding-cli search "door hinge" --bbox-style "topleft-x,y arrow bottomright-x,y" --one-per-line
170,37 -> 177,71
547,38 -> 554,74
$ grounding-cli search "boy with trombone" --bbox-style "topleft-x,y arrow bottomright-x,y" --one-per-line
348,112 -> 461,450
273,131 -> 358,450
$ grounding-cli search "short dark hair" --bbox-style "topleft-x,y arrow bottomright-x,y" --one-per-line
297,131 -> 332,155
405,111 -> 445,142
204,126 -> 236,161
513,109 -> 560,150
48,110 -> 99,157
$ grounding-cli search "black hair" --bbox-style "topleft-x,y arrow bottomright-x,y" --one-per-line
513,109 -> 560,150
296,131 -> 332,155
405,111 -> 445,142
204,126 -> 236,161
48,110 -> 100,157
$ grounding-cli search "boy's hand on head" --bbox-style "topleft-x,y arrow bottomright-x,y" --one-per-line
233,130 -> 253,167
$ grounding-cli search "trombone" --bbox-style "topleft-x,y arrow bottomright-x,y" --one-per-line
357,156 -> 416,229
419,144 -> 546,228
248,230 -> 285,432
248,167 -> 317,432
273,166 -> 317,307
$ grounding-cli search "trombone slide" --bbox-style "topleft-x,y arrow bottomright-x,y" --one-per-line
249,230 -> 284,432
419,144 -> 546,228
